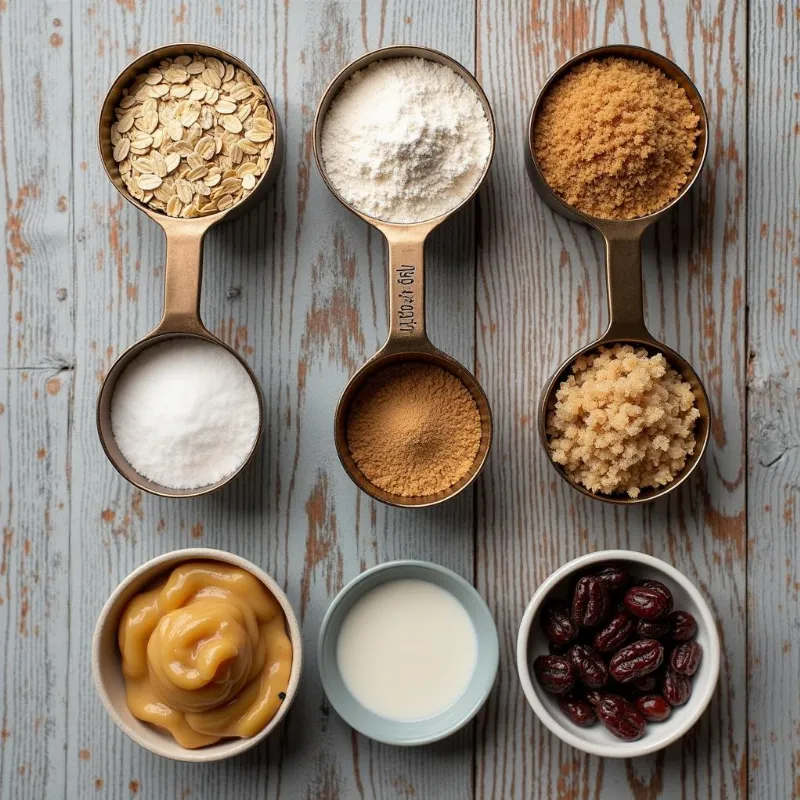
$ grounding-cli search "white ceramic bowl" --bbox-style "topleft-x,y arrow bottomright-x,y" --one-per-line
517,550 -> 720,758
92,548 -> 303,762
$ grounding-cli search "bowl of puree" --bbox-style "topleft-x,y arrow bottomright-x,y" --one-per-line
92,548 -> 302,762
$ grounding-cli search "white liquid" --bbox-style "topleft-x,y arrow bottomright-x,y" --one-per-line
336,578 -> 478,721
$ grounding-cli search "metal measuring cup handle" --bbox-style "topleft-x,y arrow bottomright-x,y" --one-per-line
151,216 -> 215,338
599,219 -> 655,343
378,220 -> 440,356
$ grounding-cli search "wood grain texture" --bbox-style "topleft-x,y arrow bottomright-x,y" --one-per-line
0,1 -> 73,369
474,1 -> 747,797
0,369 -> 72,798
66,0 -> 475,798
747,2 -> 800,798
0,0 -> 792,798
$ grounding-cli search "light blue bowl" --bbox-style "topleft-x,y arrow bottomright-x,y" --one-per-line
318,560 -> 499,746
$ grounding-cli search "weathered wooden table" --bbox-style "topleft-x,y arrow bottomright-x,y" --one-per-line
1,0 -> 797,797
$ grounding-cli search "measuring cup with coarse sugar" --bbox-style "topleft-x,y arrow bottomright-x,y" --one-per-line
313,45 -> 495,508
96,43 -> 282,498
526,44 -> 712,505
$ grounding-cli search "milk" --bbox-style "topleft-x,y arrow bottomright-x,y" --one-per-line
336,578 -> 478,721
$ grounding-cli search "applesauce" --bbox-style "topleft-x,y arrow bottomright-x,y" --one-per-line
117,561 -> 292,749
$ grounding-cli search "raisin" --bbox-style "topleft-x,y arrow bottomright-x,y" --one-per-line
571,576 -> 609,627
596,695 -> 647,741
584,689 -> 603,707
609,639 -> 664,683
635,694 -> 672,722
593,611 -> 635,653
624,585 -> 672,620
662,669 -> 692,706
630,673 -> 659,693
558,696 -> 597,727
567,644 -> 609,689
533,655 -> 575,694
593,564 -> 630,595
641,581 -> 674,613
668,610 -> 698,642
541,600 -> 579,646
670,641 -> 703,676
636,618 -> 671,639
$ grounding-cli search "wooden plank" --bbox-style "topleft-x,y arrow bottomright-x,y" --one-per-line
0,2 -> 73,369
0,368 -> 72,799
747,2 -> 800,797
67,1 -> 476,798
474,1 -> 747,797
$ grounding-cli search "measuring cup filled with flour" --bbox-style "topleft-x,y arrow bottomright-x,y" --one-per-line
313,45 -> 495,507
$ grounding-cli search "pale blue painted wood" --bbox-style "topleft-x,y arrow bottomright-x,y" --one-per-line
0,0 -> 796,798
0,0 -> 73,370
0,369 -> 72,799
746,2 -> 800,798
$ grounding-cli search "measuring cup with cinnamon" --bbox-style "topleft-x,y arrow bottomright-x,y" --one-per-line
526,44 -> 712,504
96,43 -> 282,498
314,45 -> 495,508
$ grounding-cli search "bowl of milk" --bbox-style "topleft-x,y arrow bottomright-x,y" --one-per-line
318,560 -> 499,745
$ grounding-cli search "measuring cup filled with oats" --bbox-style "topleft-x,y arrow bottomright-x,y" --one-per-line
96,44 -> 281,498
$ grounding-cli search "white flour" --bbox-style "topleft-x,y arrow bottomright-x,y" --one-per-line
110,338 -> 260,489
321,57 -> 491,223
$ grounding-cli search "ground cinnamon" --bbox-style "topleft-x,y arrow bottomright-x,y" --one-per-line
346,362 -> 482,497
533,57 -> 700,220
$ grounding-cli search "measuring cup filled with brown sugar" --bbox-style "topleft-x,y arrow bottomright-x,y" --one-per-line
96,43 -> 282,498
313,45 -> 495,508
526,44 -> 711,504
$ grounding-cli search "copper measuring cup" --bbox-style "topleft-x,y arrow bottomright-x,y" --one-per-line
313,45 -> 495,508
526,44 -> 711,504
96,43 -> 282,498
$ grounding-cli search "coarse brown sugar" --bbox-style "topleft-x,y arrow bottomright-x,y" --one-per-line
533,57 -> 700,220
346,362 -> 482,497
546,344 -> 700,498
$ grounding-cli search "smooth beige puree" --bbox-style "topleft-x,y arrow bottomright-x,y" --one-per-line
118,561 -> 292,749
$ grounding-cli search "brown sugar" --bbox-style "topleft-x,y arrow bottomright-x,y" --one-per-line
533,57 -> 700,219
346,362 -> 482,497
546,344 -> 700,498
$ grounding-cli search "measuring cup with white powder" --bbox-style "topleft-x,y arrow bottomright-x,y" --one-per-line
108,338 -> 261,492
320,54 -> 492,223
96,44 -> 278,497
314,46 -> 496,507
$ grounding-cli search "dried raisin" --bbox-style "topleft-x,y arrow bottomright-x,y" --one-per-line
609,639 -> 664,683
662,669 -> 692,706
541,600 -> 579,646
668,610 -> 698,642
567,644 -> 608,689
593,565 -> 630,595
571,576 -> 609,627
558,696 -> 597,727
624,585 -> 672,620
533,655 -> 575,694
635,694 -> 672,722
596,695 -> 646,741
636,618 -> 671,639
670,641 -> 702,676
593,611 -> 635,653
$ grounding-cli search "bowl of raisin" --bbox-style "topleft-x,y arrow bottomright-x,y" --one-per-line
516,550 -> 720,758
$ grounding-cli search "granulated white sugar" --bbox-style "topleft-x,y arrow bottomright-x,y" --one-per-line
110,338 -> 260,489
321,57 -> 492,223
